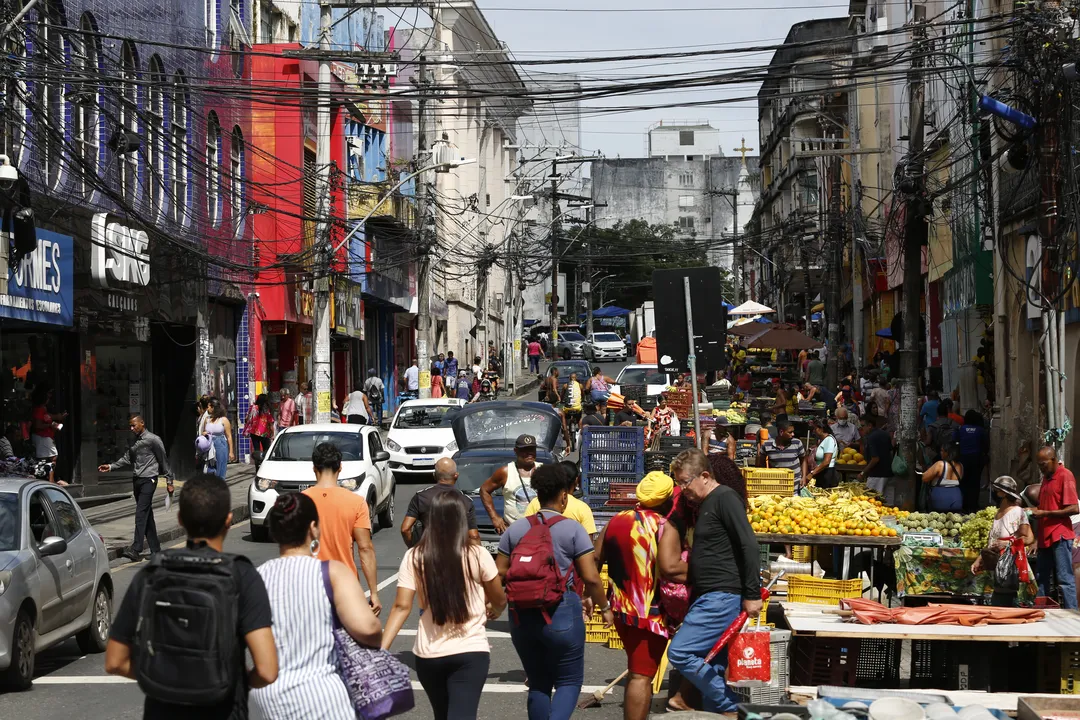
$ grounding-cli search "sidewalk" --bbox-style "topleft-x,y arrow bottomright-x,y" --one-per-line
88,464 -> 255,561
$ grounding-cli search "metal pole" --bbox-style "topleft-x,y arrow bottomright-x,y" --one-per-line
549,159 -> 560,352
312,0 -> 333,423
585,207 -> 594,337
416,49 -> 432,399
684,276 -> 701,441
731,192 -> 738,301
826,155 -> 842,389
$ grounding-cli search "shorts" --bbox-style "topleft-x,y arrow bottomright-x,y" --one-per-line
33,435 -> 57,459
614,619 -> 669,678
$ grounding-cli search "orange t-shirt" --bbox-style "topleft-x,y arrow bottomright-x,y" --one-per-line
303,485 -> 371,576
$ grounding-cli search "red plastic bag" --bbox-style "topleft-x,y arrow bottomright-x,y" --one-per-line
726,628 -> 771,686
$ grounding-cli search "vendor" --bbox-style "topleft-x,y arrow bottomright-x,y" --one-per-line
831,407 -> 860,452
806,418 -> 839,489
972,476 -> 1035,607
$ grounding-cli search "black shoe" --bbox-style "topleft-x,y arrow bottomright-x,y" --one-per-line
120,547 -> 142,562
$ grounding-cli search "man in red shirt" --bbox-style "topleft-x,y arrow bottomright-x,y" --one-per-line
1033,446 -> 1079,608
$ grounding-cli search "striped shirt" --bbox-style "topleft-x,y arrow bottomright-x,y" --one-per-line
760,438 -> 806,490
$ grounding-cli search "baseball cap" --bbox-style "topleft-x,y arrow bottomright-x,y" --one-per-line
515,434 -> 537,450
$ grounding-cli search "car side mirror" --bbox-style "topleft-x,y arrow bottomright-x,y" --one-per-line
374,451 -> 390,463
37,536 -> 67,557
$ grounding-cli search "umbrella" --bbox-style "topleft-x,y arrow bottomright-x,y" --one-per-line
729,321 -> 779,337
876,327 -> 893,338
745,324 -> 823,351
729,300 -> 776,316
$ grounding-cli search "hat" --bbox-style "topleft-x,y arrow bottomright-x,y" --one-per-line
992,475 -> 1022,501
515,434 -> 537,450
636,471 -> 674,508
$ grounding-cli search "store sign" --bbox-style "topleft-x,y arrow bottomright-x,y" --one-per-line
90,213 -> 150,289
2,229 -> 73,326
332,279 -> 364,339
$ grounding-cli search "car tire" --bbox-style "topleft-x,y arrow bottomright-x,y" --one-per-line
1,610 -> 33,691
76,584 -> 112,654
250,523 -> 270,543
562,349 -> 571,360
368,495 -> 378,531
378,484 -> 396,528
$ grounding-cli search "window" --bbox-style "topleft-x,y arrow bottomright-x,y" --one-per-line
269,431 -> 364,461
73,14 -> 101,197
35,4 -> 64,189
259,1 -> 273,43
0,493 -> 15,551
679,172 -> 693,187
28,491 -> 56,543
147,56 -> 166,220
679,130 -> 694,146
303,147 -> 317,248
206,0 -> 218,49
678,216 -> 695,230
686,155 -> 698,161
119,41 -> 139,205
206,111 -> 222,227
678,195 -> 695,208
43,488 -> 81,540
171,72 -> 190,226
230,126 -> 244,233
368,432 -> 384,458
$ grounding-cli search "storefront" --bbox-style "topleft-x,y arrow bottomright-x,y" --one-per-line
332,277 -> 364,411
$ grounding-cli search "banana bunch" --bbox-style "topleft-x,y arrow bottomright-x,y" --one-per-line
747,491 -> 899,537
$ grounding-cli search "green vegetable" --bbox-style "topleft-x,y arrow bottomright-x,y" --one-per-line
959,506 -> 997,550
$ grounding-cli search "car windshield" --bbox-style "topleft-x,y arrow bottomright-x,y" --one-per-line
618,367 -> 668,385
269,432 -> 364,462
460,407 -> 555,449
562,332 -> 585,341
594,333 -> 621,342
0,493 -> 16,551
549,362 -> 588,378
456,460 -> 508,494
394,405 -> 457,429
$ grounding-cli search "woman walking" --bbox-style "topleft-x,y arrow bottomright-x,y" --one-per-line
202,400 -> 236,480
971,476 -> 1035,606
251,493 -> 382,720
382,492 -> 506,720
922,441 -> 965,511
431,367 -> 445,399
246,394 -> 275,467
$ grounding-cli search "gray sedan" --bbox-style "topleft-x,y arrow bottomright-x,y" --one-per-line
0,479 -> 113,689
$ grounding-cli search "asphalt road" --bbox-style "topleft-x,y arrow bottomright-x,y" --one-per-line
9,358 -> 652,719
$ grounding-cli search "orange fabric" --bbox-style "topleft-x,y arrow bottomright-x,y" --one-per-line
840,598 -> 1045,626
637,337 -> 657,364
303,485 -> 371,576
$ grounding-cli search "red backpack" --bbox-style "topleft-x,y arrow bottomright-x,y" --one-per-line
505,514 -> 567,621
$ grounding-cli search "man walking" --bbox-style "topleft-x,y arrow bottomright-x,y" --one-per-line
859,413 -> 895,505
444,351 -> 459,381
665,449 -> 761,715
404,360 -> 419,395
363,369 -> 385,427
479,433 -> 542,534
296,382 -> 314,425
277,388 -> 298,433
98,415 -> 174,562
807,353 -> 825,387
1032,446 -> 1079,609
758,420 -> 807,493
400,457 -> 480,546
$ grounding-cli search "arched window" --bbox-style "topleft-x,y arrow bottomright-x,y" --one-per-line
206,111 -> 222,227
35,1 -> 65,188
146,55 -> 165,219
119,41 -> 139,205
171,71 -> 189,226
72,13 -> 101,197
230,126 -> 244,234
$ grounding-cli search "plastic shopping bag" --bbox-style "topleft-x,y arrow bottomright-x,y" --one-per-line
726,628 -> 771,687
995,540 -> 1020,595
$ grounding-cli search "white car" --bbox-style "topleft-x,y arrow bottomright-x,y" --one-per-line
611,364 -> 672,397
585,332 -> 628,362
248,424 -> 395,542
385,398 -> 466,476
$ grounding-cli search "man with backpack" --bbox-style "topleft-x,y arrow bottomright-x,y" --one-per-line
495,464 -> 611,720
363,368 -> 385,427
105,472 -> 278,718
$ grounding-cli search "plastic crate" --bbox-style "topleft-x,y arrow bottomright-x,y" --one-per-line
607,632 -> 624,650
855,638 -> 903,688
582,426 -> 645,452
759,544 -> 771,571
734,629 -> 792,705
645,450 -> 677,473
586,629 -> 610,644
911,640 -> 992,691
583,450 -> 644,477
758,596 -> 770,627
1060,644 -> 1080,694
659,435 -> 695,451
786,575 -> 863,605
791,545 -> 812,563
608,482 -> 638,505
791,637 -> 859,686
744,467 -> 796,497
583,471 -> 639,508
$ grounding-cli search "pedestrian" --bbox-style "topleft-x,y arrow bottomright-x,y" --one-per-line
664,449 -> 761,715
871,381 -> 891,419
383,491 -> 506,720
1032,446 -> 1079,609
433,352 -> 446,376
580,401 -> 607,429
251,492 -> 382,719
202,399 -> 236,480
946,396 -> 965,426
196,394 -> 213,435
30,384 -> 67,485
922,401 -> 958,466
105,473 -> 279,716
362,369 -> 385,427
586,366 -> 614,405
445,351 -> 460,381
806,418 -> 839,489
564,372 -> 584,450
592,471 -> 676,720
758,420 -> 807,494
736,369 -> 753,395
277,388 -> 298,434
456,370 -> 472,401
858,413 -> 896,505
479,433 -> 543,534
496,464 -> 611,720
401,458 -> 480,547
527,337 -> 544,375
296,382 -> 314,425
919,389 -> 941,429
971,476 -> 1035,607
541,366 -> 561,405
246,394 -> 275,468
921,441 -> 964,511
955,409 -> 990,511
431,367 -> 445,398
344,379 -> 372,425
98,415 -> 174,562
302,442 -> 382,615
525,460 -> 598,539
831,406 -> 860,452
807,353 -> 825,387
404,360 -> 420,394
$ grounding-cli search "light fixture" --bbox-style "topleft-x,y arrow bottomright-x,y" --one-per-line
0,154 -> 17,187
108,130 -> 142,155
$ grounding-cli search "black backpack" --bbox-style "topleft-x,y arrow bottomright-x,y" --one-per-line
133,548 -> 248,705
366,381 -> 384,407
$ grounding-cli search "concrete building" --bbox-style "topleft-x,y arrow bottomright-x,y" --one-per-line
647,121 -> 723,159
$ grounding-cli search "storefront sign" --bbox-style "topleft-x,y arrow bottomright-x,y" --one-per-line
1,228 -> 73,326
332,278 -> 364,339
90,213 -> 150,289
264,321 -> 288,335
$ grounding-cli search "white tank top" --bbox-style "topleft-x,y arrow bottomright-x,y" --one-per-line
503,461 -> 543,523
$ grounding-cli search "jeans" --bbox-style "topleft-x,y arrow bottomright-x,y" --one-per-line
370,403 -> 383,428
667,591 -> 743,713
414,652 -> 489,720
131,477 -> 160,554
1037,539 -> 1078,609
206,434 -> 229,480
249,434 -> 271,467
509,591 -> 585,720
929,485 -> 963,511
529,355 -> 541,374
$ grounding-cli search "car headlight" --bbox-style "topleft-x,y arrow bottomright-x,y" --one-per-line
255,477 -> 275,492
0,571 -> 10,596
386,438 -> 402,452
338,472 -> 365,491
446,440 -> 458,453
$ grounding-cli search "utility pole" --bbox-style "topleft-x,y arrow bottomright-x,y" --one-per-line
415,47 -> 433,398
584,206 -> 594,337
899,6 -> 927,498
549,159 -> 561,349
312,0 -> 334,422
825,155 -> 842,390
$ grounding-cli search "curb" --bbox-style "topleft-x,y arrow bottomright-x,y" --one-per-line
86,466 -> 256,525
105,498 -> 252,562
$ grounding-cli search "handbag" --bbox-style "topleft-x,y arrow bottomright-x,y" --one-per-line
320,562 -> 414,720
891,447 -> 909,476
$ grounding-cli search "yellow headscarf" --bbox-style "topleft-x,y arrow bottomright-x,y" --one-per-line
636,471 -> 674,508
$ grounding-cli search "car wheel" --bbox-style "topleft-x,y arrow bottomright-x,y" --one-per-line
76,584 -> 111,654
378,485 -> 396,528
1,610 -> 33,691
368,495 -> 378,531
250,523 -> 270,543
562,349 -> 571,360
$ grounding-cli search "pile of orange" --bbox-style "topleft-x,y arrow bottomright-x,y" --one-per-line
747,492 -> 900,538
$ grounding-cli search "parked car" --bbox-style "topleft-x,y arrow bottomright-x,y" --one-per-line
584,332 -> 628,363
535,360 -> 592,402
610,364 -> 672,398
450,401 -> 564,555
248,424 -> 395,542
553,331 -> 587,360
385,398 -> 466,477
0,479 -> 113,689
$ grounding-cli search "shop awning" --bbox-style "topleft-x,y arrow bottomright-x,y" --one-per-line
744,323 -> 823,350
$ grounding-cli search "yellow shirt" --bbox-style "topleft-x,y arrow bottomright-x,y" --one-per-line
525,494 -> 597,535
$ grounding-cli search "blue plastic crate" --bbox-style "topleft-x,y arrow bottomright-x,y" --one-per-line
583,450 -> 644,477
581,426 -> 644,452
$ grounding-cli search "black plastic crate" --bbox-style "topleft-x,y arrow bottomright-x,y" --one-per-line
792,637 -> 859,687
659,435 -> 695,451
910,640 -> 991,691
855,638 -> 902,688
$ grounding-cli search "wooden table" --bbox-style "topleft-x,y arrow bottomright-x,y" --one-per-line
755,533 -> 900,547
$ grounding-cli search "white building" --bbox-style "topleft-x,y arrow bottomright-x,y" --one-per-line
647,122 -> 723,160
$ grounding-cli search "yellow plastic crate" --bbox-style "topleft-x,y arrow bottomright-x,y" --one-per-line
758,596 -> 770,626
786,574 -> 863,605
792,545 -> 812,563
586,629 -> 610,643
743,467 -> 796,497
608,633 -> 624,650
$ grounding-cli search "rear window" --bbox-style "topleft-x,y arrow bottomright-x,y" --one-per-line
549,362 -> 588,377
461,407 -> 555,448
269,432 -> 364,462
394,405 -> 458,429
594,333 -> 621,342
618,367 -> 668,385
561,332 -> 585,341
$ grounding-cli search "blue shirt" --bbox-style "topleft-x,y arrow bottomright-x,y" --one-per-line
445,358 -> 459,379
954,424 -> 988,457
919,399 -> 939,428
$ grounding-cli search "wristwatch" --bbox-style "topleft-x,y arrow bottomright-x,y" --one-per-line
599,603 -> 611,612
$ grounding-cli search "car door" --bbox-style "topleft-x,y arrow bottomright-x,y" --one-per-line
366,430 -> 391,504
43,488 -> 97,625
26,489 -> 71,635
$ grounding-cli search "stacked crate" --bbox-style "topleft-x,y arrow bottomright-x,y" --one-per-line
582,426 -> 645,509
587,564 -> 613,644
734,630 -> 792,704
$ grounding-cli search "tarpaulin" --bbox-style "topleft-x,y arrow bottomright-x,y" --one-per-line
840,598 -> 1045,626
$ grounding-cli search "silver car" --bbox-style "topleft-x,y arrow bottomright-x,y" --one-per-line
0,479 -> 113,689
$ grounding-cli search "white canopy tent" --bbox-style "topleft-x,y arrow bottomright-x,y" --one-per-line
729,300 -> 776,316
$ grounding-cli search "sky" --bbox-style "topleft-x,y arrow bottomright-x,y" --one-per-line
463,0 -> 847,160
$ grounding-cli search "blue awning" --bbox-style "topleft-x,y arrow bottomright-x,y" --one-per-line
523,319 -> 540,327
876,327 -> 893,338
588,306 -> 631,319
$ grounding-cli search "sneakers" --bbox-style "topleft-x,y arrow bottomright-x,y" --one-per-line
120,546 -> 142,562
